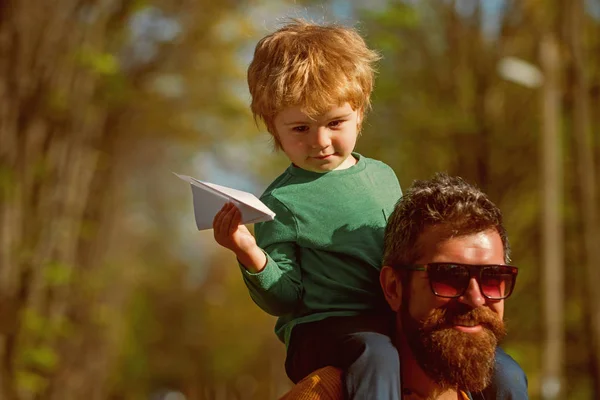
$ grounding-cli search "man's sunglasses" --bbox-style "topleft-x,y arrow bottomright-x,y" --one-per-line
398,263 -> 518,300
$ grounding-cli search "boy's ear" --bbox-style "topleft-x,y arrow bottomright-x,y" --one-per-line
380,265 -> 402,312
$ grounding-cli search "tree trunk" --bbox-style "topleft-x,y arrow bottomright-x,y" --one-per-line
539,33 -> 565,400
566,0 -> 600,397
0,1 -> 130,398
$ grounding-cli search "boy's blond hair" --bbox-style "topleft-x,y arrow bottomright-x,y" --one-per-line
247,19 -> 381,148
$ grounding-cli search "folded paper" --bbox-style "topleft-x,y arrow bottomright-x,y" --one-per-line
175,173 -> 275,231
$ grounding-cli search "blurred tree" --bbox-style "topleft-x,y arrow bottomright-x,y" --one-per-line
539,26 -> 563,400
354,0 -> 600,398
0,0 -> 256,398
565,0 -> 600,395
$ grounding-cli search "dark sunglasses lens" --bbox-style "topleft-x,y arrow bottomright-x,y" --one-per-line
481,266 -> 515,299
429,264 -> 470,297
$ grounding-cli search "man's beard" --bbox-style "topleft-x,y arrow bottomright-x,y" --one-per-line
401,299 -> 506,393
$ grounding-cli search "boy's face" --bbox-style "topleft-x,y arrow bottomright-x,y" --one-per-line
273,103 -> 361,173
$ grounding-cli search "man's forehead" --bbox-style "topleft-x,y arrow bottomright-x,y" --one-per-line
414,225 -> 504,264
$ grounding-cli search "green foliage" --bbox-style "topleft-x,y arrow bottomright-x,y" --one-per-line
364,2 -> 419,29
21,346 -> 59,372
16,309 -> 65,397
21,308 -> 69,341
43,261 -> 73,287
77,47 -> 120,76
16,370 -> 49,397
0,164 -> 16,199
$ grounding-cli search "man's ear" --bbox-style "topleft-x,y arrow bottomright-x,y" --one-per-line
380,265 -> 402,312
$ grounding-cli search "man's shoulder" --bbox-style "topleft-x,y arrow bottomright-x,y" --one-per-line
461,390 -> 474,400
279,367 -> 343,400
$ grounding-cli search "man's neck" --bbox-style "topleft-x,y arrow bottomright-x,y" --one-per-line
398,333 -> 463,400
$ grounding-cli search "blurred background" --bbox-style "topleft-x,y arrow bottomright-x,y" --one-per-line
0,0 -> 599,399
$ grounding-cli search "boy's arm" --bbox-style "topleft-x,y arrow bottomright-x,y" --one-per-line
240,241 -> 302,316
241,196 -> 302,316
213,200 -> 303,316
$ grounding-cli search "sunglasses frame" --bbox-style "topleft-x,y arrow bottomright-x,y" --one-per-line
399,262 -> 519,300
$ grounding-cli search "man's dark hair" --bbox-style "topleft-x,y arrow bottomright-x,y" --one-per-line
383,173 -> 510,268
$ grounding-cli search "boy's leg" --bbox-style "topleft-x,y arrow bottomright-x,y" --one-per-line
284,314 -> 396,386
340,331 -> 401,400
480,347 -> 529,400
285,320 -> 341,383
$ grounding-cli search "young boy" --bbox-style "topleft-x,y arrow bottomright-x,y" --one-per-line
212,19 -> 528,399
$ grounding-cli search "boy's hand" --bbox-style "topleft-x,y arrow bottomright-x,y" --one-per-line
213,203 -> 266,272
213,202 -> 256,252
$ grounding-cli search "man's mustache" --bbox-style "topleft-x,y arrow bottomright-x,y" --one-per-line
419,303 -> 502,332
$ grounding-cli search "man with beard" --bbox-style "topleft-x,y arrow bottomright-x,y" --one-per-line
280,173 -> 528,399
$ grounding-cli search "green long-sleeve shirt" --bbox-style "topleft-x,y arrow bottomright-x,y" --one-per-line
240,153 -> 402,346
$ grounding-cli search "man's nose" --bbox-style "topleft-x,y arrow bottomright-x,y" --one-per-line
458,277 -> 485,308
312,127 -> 331,148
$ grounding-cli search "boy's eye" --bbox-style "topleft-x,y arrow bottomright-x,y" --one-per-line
328,120 -> 344,128
292,125 -> 309,133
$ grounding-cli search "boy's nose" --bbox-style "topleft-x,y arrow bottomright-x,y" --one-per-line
312,127 -> 332,148
457,277 -> 485,308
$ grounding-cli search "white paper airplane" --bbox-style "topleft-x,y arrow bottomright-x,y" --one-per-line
174,173 -> 275,231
